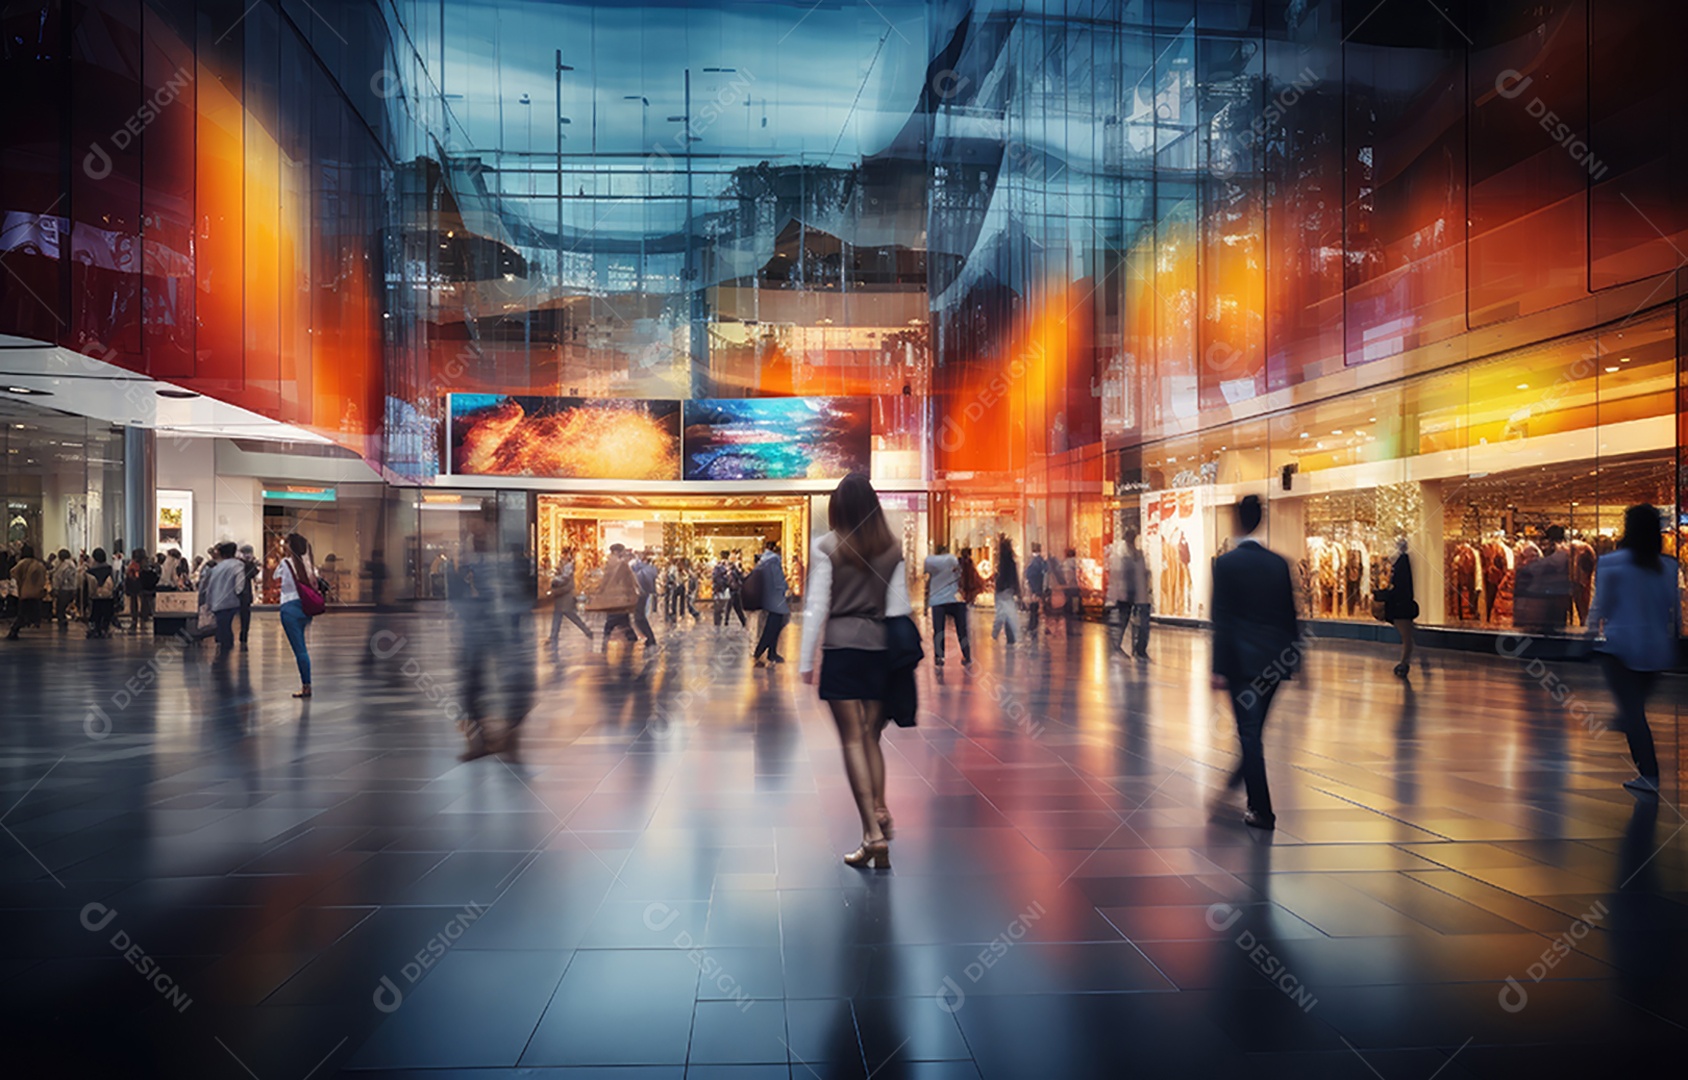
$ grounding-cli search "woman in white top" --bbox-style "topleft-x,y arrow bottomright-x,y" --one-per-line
1587,504 -> 1679,794
799,474 -> 910,869
278,533 -> 316,698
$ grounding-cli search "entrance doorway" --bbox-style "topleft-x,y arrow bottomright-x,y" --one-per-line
536,493 -> 811,602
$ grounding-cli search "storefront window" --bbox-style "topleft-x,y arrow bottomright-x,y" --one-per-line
1117,309 -> 1680,634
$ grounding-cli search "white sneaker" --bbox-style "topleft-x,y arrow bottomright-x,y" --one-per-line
1623,775 -> 1661,795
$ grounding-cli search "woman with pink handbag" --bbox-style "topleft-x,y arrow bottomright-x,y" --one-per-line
278,533 -> 324,698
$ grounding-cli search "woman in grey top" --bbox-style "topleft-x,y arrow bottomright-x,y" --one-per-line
1587,504 -> 1679,795
800,474 -> 910,869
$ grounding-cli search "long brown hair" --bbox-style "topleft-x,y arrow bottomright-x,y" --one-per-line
827,473 -> 896,569
285,532 -> 312,585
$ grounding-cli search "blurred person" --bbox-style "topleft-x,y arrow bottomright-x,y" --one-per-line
1105,539 -> 1131,653
663,560 -> 684,623
799,473 -> 909,869
83,548 -> 119,638
992,537 -> 1021,645
711,551 -> 734,630
1381,537 -> 1419,677
752,539 -> 790,665
236,544 -> 260,647
588,543 -> 640,650
1210,495 -> 1302,830
365,548 -> 389,608
684,561 -> 702,621
202,541 -> 245,658
6,543 -> 46,640
1588,504 -> 1679,796
1024,542 -> 1049,636
52,548 -> 79,629
725,551 -> 748,629
923,543 -> 971,668
1123,529 -> 1151,660
547,547 -> 592,644
959,548 -> 985,609
630,549 -> 659,646
122,548 -> 144,631
277,533 -> 317,698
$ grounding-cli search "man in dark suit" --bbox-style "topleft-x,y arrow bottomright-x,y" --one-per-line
1210,495 -> 1303,830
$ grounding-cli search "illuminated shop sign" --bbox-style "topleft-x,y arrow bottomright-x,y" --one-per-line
262,487 -> 337,503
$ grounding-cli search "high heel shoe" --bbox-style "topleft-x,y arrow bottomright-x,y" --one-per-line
843,841 -> 891,870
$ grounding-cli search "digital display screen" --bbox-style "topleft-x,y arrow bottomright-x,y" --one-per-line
448,394 -> 682,480
682,398 -> 872,481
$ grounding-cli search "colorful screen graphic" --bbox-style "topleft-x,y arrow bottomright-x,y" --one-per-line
449,395 -> 682,480
682,398 -> 871,480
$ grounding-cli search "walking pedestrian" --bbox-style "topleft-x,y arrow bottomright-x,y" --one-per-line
1123,528 -> 1151,660
52,549 -> 78,629
236,544 -> 259,648
799,473 -> 909,869
1024,542 -> 1049,636
588,543 -> 640,650
278,533 -> 317,698
991,536 -> 1021,645
1106,539 -> 1131,653
1381,537 -> 1418,678
1588,504 -> 1679,796
547,547 -> 593,644
5,544 -> 45,640
1059,547 -> 1083,631
202,541 -> 245,658
923,543 -> 972,668
630,549 -> 659,646
84,548 -> 120,638
1210,496 -> 1302,830
752,540 -> 790,665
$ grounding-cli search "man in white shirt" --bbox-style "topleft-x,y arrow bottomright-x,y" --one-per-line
923,544 -> 972,667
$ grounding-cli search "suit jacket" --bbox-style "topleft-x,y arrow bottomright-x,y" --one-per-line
1211,538 -> 1301,685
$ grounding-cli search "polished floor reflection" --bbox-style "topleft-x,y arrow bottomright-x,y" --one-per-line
0,611 -> 1684,1078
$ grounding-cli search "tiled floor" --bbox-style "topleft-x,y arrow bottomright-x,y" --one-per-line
0,609 -> 1684,1077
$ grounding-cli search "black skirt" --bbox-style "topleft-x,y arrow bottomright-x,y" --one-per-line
818,647 -> 889,701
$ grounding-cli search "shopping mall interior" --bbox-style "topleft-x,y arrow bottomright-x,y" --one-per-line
2,1 -> 1687,1076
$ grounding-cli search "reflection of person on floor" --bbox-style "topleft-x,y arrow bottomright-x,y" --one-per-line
1210,495 -> 1302,831
548,547 -> 592,645
1587,504 -> 1678,796
752,540 -> 790,664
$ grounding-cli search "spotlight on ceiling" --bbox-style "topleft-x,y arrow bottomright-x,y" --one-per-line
3,386 -> 51,396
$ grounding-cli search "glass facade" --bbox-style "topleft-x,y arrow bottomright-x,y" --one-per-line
2,0 -> 1686,620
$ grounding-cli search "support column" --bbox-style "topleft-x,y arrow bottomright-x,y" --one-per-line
123,426 -> 155,558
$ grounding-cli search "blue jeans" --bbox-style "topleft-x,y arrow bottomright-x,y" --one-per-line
279,600 -> 312,685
